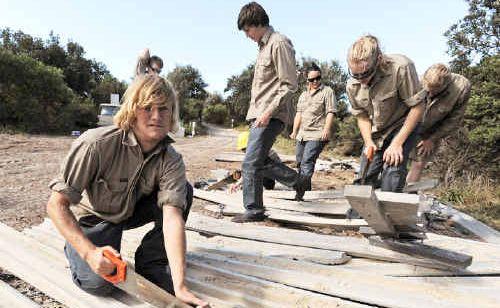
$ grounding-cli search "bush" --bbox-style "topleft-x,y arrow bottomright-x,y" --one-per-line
203,103 -> 229,125
0,49 -> 95,133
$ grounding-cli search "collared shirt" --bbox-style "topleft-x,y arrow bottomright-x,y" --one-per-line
49,126 -> 187,224
414,73 -> 471,142
296,85 -> 337,141
246,26 -> 298,124
346,54 -> 422,147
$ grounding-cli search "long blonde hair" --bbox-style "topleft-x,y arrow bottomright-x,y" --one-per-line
114,74 -> 179,133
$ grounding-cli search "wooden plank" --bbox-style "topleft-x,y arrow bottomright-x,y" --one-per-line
264,189 -> 345,200
375,191 -> 420,226
215,152 -> 295,163
262,189 -> 419,226
0,280 -> 40,308
403,178 -> 439,193
187,231 -> 352,266
27,218 -> 352,266
188,251 -> 499,308
194,188 -> 350,216
24,219 -> 353,307
187,258 -> 369,308
435,202 -> 500,245
0,223 -> 144,308
186,213 -> 500,273
369,236 -> 472,270
344,185 -> 396,236
203,203 -> 367,229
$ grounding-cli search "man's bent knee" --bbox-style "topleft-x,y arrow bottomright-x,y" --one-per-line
71,272 -> 115,296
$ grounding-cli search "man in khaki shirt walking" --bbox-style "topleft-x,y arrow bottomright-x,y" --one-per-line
290,63 -> 336,200
232,2 -> 300,223
47,74 -> 208,307
407,63 -> 471,183
346,35 -> 423,192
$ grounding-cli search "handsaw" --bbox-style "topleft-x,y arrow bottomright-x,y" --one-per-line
102,250 -> 191,308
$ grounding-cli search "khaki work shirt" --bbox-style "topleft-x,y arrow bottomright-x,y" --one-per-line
346,54 -> 422,147
49,126 -> 187,224
296,85 -> 337,141
246,27 -> 298,125
414,73 -> 471,143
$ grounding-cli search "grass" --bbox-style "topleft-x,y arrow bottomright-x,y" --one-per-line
435,174 -> 500,230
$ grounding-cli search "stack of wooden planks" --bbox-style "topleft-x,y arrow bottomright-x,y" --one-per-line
1,187 -> 499,307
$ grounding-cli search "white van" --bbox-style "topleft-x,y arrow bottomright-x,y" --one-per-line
98,104 -> 120,126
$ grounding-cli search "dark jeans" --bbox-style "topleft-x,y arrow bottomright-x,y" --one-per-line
64,182 -> 193,296
354,125 -> 419,192
295,140 -> 327,191
242,119 -> 299,214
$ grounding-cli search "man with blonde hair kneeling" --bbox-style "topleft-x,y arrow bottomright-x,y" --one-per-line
406,63 -> 471,183
47,74 -> 209,307
346,35 -> 423,192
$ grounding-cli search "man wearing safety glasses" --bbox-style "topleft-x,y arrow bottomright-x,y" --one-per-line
290,63 -> 336,200
346,35 -> 424,192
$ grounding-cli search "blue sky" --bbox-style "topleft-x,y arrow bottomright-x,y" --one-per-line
1,0 -> 468,94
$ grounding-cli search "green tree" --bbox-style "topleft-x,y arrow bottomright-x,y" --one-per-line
439,0 -> 499,177
0,49 -> 96,132
444,0 -> 499,73
166,65 -> 208,122
91,73 -> 128,106
1,28 -> 111,101
224,64 -> 254,122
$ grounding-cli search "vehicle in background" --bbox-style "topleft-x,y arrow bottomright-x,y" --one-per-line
97,104 -> 120,126
98,94 -> 120,126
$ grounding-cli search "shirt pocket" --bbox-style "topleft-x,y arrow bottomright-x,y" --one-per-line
256,55 -> 273,83
373,90 -> 398,126
94,178 -> 127,214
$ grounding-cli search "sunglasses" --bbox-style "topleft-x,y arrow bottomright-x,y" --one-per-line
307,76 -> 321,82
348,65 -> 377,80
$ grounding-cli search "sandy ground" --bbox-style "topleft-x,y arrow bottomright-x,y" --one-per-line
0,125 -> 355,307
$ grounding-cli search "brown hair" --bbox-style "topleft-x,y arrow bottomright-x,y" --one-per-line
237,2 -> 269,30
114,74 -> 179,133
149,55 -> 163,70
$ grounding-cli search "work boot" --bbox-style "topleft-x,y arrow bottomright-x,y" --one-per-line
294,175 -> 307,201
294,187 -> 305,201
231,211 -> 267,223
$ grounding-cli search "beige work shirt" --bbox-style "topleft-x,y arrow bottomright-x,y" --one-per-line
49,126 -> 187,224
346,54 -> 422,147
296,85 -> 337,141
416,73 -> 471,143
246,27 -> 298,125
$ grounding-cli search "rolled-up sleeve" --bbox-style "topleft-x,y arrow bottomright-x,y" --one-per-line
265,41 -> 298,116
49,140 -> 97,204
347,87 -> 368,118
158,148 -> 187,210
325,88 -> 337,113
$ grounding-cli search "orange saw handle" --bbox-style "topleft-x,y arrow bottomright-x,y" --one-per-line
102,250 -> 127,284
366,146 -> 375,162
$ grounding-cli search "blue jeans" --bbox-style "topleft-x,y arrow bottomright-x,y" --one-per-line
242,119 -> 299,214
64,183 -> 193,296
295,140 -> 327,191
355,125 -> 420,192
